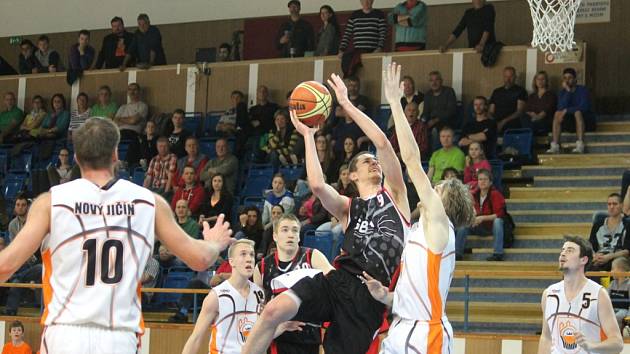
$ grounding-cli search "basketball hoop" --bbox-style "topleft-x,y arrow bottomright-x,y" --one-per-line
528,0 -> 582,53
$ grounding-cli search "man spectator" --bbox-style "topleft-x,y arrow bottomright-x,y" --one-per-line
459,96 -> 498,158
174,137 -> 208,189
68,30 -> 95,71
421,70 -> 458,143
455,168 -> 506,261
389,102 -> 429,160
200,138 -> 239,194
329,76 -> 372,134
276,0 -> 315,58
248,85 -> 279,136
428,126 -> 465,184
388,0 -> 428,51
95,16 -> 134,69
547,67 -> 593,154
144,137 -> 177,198
18,39 -> 42,74
158,200 -> 200,268
489,66 -> 527,133
35,35 -> 63,72
114,83 -> 148,142
122,13 -> 167,70
339,0 -> 387,56
440,0 -> 496,53
8,195 -> 28,243
216,91 -> 247,138
168,109 -> 192,158
171,166 -> 206,217
589,193 -> 630,272
217,43 -> 233,62
0,92 -> 24,143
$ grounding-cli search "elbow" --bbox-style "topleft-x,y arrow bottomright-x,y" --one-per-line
311,183 -> 326,196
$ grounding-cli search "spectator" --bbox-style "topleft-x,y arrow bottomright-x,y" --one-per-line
95,16 -> 134,69
440,0 -> 496,53
331,111 -> 368,155
329,76 -> 372,136
10,95 -> 44,142
158,200 -> 199,268
122,13 -> 167,70
589,193 -> 630,272
262,174 -> 295,227
489,66 -> 527,133
68,92 -> 91,140
261,110 -> 301,167
7,195 -> 28,243
422,71 -> 458,149
235,206 -> 265,250
216,90 -> 247,138
173,137 -> 208,188
547,67 -> 593,154
138,120 -> 158,169
144,136 -> 177,198
68,30 -> 95,71
35,35 -> 63,72
608,257 -> 630,330
38,93 -> 70,141
314,131 -> 335,182
315,5 -> 340,56
276,0 -> 315,58
1,321 -> 32,354
258,204 -> 285,259
0,55 -> 17,76
400,75 -> 423,110
338,0 -> 387,56
331,137 -> 358,182
459,96 -> 498,157
249,85 -> 279,137
171,165 -> 206,217
522,70 -> 557,136
0,92 -> 23,143
199,173 -> 233,227
114,82 -> 148,143
389,101 -> 429,160
90,85 -> 118,120
297,193 -> 329,237
463,141 -> 491,189
455,168 -> 505,261
441,167 -> 461,181
200,137 -> 239,194
18,39 -> 42,74
167,109 -> 192,158
46,148 -> 73,187
428,126 -> 465,184
332,163 -> 358,198
217,43 -> 232,62
388,0 -> 428,51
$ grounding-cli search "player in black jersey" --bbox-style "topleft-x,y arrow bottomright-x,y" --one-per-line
253,214 -> 333,354
243,73 -> 410,354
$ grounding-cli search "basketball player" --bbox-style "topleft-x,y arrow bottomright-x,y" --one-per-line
361,63 -> 476,353
537,235 -> 623,354
0,118 -> 234,354
242,72 -> 411,354
254,214 -> 334,354
182,239 -> 303,354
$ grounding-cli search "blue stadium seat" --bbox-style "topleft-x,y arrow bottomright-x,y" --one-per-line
279,164 -> 304,184
242,196 -> 265,212
184,112 -> 202,136
0,231 -> 10,245
132,168 -> 145,186
489,159 -> 504,193
240,176 -> 271,198
153,271 -> 194,305
9,153 -> 32,174
3,176 -> 25,201
117,142 -> 130,161
375,105 -> 391,132
303,230 -> 334,261
502,128 -> 533,160
0,151 -> 8,177
203,112 -> 224,136
247,164 -> 274,179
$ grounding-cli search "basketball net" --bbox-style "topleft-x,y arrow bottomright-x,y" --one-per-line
528,0 -> 582,53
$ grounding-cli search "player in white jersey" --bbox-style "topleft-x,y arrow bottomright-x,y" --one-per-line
0,118 -> 234,354
362,63 -> 476,354
182,239 -> 303,354
538,235 -> 623,354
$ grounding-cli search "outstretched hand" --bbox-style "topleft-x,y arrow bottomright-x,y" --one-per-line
327,73 -> 350,107
202,214 -> 234,252
278,321 -> 305,334
383,62 -> 404,104
289,110 -> 319,137
359,271 -> 389,304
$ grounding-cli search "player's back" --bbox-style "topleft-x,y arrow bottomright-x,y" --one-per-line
42,178 -> 155,333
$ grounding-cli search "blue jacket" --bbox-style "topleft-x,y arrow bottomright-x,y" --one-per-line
387,1 -> 428,44
557,85 -> 591,114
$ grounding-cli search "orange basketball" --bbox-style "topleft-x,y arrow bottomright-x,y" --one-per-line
289,81 -> 332,127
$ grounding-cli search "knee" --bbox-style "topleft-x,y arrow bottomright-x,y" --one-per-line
493,218 -> 503,231
259,297 -> 294,325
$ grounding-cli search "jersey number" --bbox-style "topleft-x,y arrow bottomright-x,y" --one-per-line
82,239 -> 124,286
582,292 -> 592,309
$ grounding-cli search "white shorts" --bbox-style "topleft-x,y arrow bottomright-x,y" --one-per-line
41,324 -> 139,354
380,317 -> 453,354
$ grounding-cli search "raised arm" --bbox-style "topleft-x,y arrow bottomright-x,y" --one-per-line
384,63 -> 448,253
328,74 -> 410,221
181,290 -> 218,354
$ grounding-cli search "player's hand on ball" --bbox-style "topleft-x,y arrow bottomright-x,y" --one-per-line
289,110 -> 319,137
202,214 -> 234,251
574,331 -> 593,351
360,271 -> 389,305
383,62 -> 404,104
327,73 -> 350,107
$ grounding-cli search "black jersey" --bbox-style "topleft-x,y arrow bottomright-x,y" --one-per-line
337,188 -> 408,287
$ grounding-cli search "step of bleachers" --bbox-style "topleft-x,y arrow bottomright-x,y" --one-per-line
537,153 -> 630,166
521,164 -> 626,177
509,210 -> 595,223
532,175 -> 620,187
466,248 -> 559,262
507,199 -> 605,211
597,121 -> 630,132
509,186 -> 617,200
513,222 -> 591,236
597,114 -> 630,122
538,142 -> 630,154
466,235 -> 566,249
455,261 -> 557,271
448,287 -> 542,303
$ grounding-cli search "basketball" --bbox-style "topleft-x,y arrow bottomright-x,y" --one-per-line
289,81 -> 332,127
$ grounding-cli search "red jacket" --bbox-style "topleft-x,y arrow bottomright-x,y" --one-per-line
472,187 -> 505,229
171,183 -> 206,214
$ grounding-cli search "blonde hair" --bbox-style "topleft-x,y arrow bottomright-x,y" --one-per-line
612,257 -> 630,271
437,178 -> 476,229
228,239 -> 255,258
273,214 -> 301,234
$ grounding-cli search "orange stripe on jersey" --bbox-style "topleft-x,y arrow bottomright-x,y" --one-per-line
426,250 -> 443,354
41,249 -> 53,325
600,327 -> 608,341
137,282 -> 145,333
210,325 -> 218,354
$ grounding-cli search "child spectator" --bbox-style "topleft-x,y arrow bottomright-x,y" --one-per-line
609,257 -> 630,330
2,321 -> 32,354
464,141 -> 491,189
262,174 -> 295,227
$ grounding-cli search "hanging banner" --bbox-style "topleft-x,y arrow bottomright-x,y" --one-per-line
576,0 -> 611,24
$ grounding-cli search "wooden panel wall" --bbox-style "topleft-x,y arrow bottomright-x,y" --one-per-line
24,74 -> 71,112
81,70 -> 129,109
194,62 -> 249,113
322,57 -> 342,84
391,51 -> 454,93
258,58 -> 315,106
0,77 -> 19,99
136,68 -> 187,114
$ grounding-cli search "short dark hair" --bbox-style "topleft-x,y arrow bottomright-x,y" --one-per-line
287,0 -> 301,7
9,320 -> 24,332
476,168 -> 493,181
563,67 -> 577,78
173,108 -> 185,117
346,75 -> 360,84
15,193 -> 29,203
439,125 -> 454,134
37,35 -> 49,43
78,29 -> 90,37
137,13 -> 150,22
474,96 -> 488,104
73,118 -> 120,170
563,235 -> 593,268
348,151 -> 375,173
77,92 -> 89,101
441,167 -> 460,180
32,95 -> 44,103
608,192 -> 622,203
51,93 -> 67,109
20,39 -> 34,48
111,16 -> 124,25
98,85 -> 112,95
504,66 -> 516,75
231,90 -> 244,98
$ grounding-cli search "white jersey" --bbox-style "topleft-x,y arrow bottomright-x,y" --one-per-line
209,280 -> 265,354
41,178 -> 155,333
544,279 -> 605,354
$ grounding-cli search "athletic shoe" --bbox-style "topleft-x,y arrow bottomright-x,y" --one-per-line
486,254 -> 504,261
571,140 -> 585,153
546,142 -> 560,154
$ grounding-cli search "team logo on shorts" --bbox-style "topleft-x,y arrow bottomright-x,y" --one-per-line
238,318 -> 255,344
558,320 -> 578,350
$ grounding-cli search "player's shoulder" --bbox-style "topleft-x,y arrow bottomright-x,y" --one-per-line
544,280 -> 564,294
250,281 -> 264,294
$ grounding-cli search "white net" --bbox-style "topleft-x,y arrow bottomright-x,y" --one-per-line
528,0 -> 582,53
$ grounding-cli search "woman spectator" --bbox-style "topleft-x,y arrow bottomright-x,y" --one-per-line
198,173 -> 233,227
315,131 -> 335,180
11,95 -> 46,142
38,94 -> 70,162
47,148 -> 73,186
330,137 -> 357,182
314,5 -> 340,56
522,70 -> 557,135
90,85 -> 118,119
332,163 -> 358,198
260,110 -> 300,167
68,92 -> 90,141
297,193 -> 329,238
464,141 -> 491,189
138,120 -> 158,169
258,204 -> 285,260
262,173 -> 295,227
235,206 -> 265,250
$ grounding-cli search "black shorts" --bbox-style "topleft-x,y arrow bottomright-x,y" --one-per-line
291,269 -> 385,353
268,340 -> 319,354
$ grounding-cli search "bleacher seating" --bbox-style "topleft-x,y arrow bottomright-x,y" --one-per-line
152,269 -> 194,306
279,164 -> 304,185
303,230 -> 334,262
501,128 -> 534,165
131,168 -> 145,186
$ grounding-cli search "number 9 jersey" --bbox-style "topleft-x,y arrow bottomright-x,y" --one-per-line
41,179 -> 155,333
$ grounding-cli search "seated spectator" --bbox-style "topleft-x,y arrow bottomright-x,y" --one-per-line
200,137 -> 239,194
18,39 -> 42,74
400,75 -> 423,110
199,173 -> 233,227
455,168 -> 505,261
261,110 -> 300,167
248,85 -> 279,137
338,0 -> 387,56
159,200 -> 199,268
173,137 -> 208,188
7,195 -> 28,243
144,137 -> 177,198
440,0 -> 496,53
464,141 -> 491,189
35,35 -> 63,72
2,321 -> 32,354
68,30 -> 95,71
422,71 -> 458,149
235,206 -> 265,250
68,92 -> 91,141
489,66 -> 527,133
589,193 -> 630,272
0,55 -> 17,76
0,92 -> 24,143
10,95 -> 44,142
258,204 -> 285,259
330,138 -> 357,182
138,120 -> 158,169
332,163 -> 358,198
331,110 -> 368,154
547,67 -> 593,154
167,109 -> 192,158
217,43 -> 233,62
315,5 -> 340,56
522,70 -> 557,136
608,257 -> 630,330
335,76 -> 372,121
170,166 -> 206,217
459,96 -> 498,157
428,126 -> 465,184
46,148 -> 73,187
140,255 -> 160,304
441,167 -> 461,181
276,0 -> 315,58
262,173 -> 295,227
314,131 -> 335,182
216,91 -> 247,138
122,13 -> 167,70
297,192 -> 328,238
388,0 -> 428,51
38,93 -> 70,141
389,101 -> 429,160
90,85 -> 118,119
95,16 -> 134,69
115,83 -> 148,166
